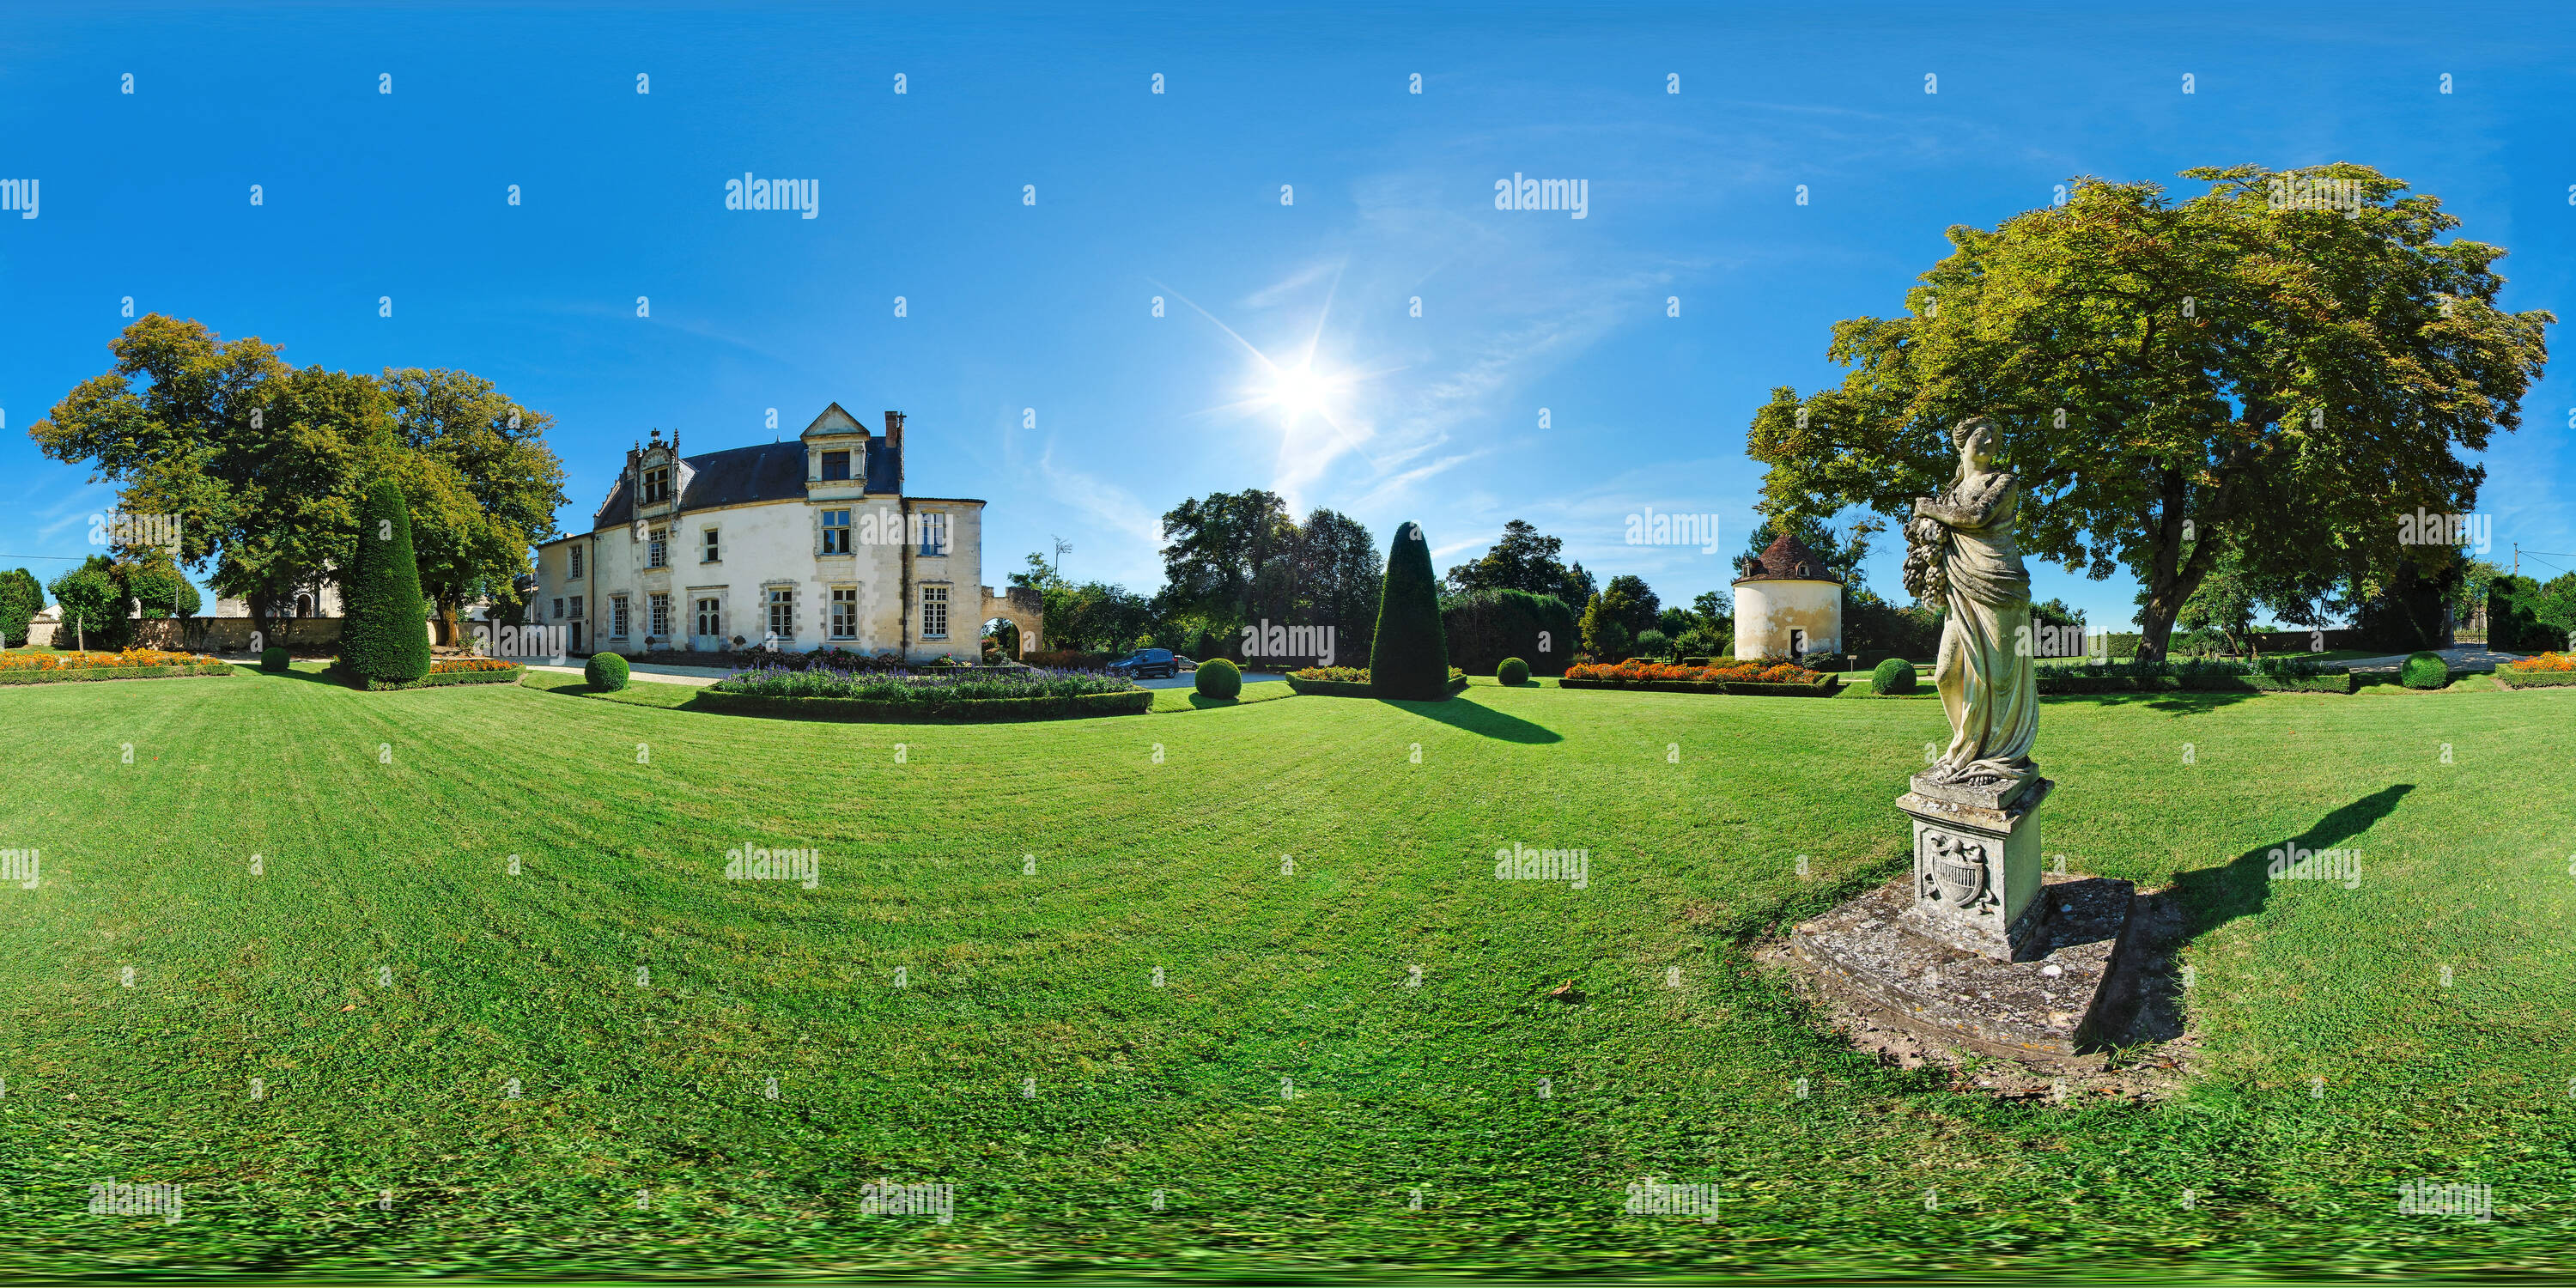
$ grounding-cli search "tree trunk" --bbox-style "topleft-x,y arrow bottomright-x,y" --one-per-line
2135,594 -> 2181,665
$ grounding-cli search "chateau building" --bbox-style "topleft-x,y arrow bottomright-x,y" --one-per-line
528,404 -> 1036,659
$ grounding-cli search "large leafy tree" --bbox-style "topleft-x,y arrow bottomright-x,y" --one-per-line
1286,507 -> 1381,659
30,318 -> 563,644
380,368 -> 567,641
1747,164 -> 2552,662
1445,519 -> 1594,608
1158,489 -> 1297,633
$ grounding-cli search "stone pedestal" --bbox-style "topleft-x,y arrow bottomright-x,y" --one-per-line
1787,872 -> 2137,1069
1895,774 -> 2052,962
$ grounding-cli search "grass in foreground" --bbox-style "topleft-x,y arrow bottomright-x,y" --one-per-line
1,665 -> 2572,1275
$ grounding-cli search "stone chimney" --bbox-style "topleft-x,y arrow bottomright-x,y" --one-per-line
884,410 -> 906,495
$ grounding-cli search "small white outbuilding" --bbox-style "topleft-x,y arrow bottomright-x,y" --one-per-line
1731,532 -> 1843,662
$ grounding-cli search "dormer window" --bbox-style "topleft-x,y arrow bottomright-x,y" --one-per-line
821,449 -> 852,481
641,465 -> 672,505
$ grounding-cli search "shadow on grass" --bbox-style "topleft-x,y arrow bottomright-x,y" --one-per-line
2040,690 -> 2262,714
1379,694 -> 1562,744
2117,782 -> 2415,1045
258,663 -> 351,687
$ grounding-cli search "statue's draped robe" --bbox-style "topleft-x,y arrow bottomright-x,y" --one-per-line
1928,471 -> 2038,785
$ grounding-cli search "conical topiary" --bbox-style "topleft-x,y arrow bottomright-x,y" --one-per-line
339,478 -> 434,683
1368,520 -> 1451,700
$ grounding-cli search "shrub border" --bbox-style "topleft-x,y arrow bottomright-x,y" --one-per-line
1558,676 -> 1839,697
335,663 -> 527,691
1285,674 -> 1471,699
689,687 -> 1153,722
2495,667 -> 2576,689
0,662 -> 235,686
2034,671 -> 2354,695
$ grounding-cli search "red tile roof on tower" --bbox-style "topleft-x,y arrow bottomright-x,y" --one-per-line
1733,532 -> 1844,584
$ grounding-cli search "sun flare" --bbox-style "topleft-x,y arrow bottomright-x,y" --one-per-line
1269,361 -> 1334,422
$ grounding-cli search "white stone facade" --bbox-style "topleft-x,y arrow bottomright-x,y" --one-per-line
527,404 -> 986,661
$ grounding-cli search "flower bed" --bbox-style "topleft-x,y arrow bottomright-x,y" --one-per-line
2496,653 -> 2576,689
712,665 -> 1135,702
0,649 -> 234,685
1558,659 -> 1837,697
1285,666 -> 1469,698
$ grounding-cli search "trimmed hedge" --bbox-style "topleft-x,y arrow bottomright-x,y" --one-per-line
586,653 -> 631,691
689,688 -> 1153,723
1870,657 -> 1918,696
1286,673 -> 1472,699
259,646 -> 289,673
1370,521 -> 1453,700
338,478 -> 434,684
0,663 -> 234,686
1559,676 -> 1839,697
339,662 -> 526,691
1196,657 -> 1242,698
1442,588 -> 1577,677
2034,671 -> 2354,695
2496,666 -> 2576,689
1498,657 -> 1530,686
2400,651 -> 2450,690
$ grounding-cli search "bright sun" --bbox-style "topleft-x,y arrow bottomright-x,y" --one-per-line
1270,362 -> 1333,422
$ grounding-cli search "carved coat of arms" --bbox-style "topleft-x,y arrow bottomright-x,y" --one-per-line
1920,830 -> 1995,913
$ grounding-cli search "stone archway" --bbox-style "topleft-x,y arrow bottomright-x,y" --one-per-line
979,585 -> 1042,658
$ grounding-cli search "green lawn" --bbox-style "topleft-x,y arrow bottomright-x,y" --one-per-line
3,662 -> 2573,1275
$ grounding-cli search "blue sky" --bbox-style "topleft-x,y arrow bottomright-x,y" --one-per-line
4,2 -> 2572,623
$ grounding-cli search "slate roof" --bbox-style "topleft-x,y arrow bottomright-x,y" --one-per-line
588,436 -> 899,532
1733,531 -> 1843,584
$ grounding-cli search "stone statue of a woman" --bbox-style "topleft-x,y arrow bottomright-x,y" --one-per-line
1904,416 -> 2038,800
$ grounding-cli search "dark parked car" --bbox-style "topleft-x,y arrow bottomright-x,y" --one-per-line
1105,648 -> 1181,679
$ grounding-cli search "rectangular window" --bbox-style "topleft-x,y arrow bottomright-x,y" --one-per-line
920,585 -> 949,641
552,598 -> 564,621
647,527 -> 668,568
830,586 -> 858,639
702,527 -> 720,562
611,595 -> 630,638
821,449 -> 851,481
568,546 -> 583,579
648,592 -> 671,640
767,587 -> 795,641
916,512 -> 948,556
642,466 -> 671,504
695,597 -> 721,638
821,509 -> 851,555
569,596 -> 583,620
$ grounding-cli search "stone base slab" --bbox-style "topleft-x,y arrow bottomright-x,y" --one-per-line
1789,872 -> 2138,1068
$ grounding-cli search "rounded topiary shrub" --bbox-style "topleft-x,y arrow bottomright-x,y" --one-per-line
1498,657 -> 1531,686
1369,521 -> 1454,700
338,478 -> 434,684
2400,650 -> 2449,690
586,653 -> 631,691
1871,657 -> 1918,696
1196,656 -> 1242,699
259,646 -> 289,673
